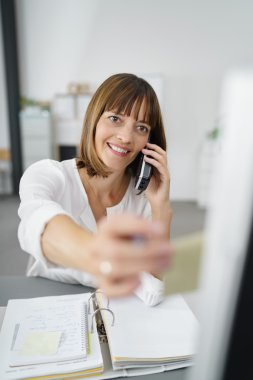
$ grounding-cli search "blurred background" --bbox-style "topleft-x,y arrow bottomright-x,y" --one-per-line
1,0 -> 253,275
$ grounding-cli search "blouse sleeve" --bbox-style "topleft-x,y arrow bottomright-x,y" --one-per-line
18,159 -> 71,266
131,191 -> 165,306
134,272 -> 165,306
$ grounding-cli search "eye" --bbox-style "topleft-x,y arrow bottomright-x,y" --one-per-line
108,115 -> 120,123
137,125 -> 149,134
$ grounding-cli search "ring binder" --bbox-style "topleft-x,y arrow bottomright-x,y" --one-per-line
82,303 -> 88,353
88,290 -> 114,343
88,290 -> 109,314
91,308 -> 115,334
0,291 -> 197,379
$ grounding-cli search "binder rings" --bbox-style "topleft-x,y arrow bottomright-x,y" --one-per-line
0,291 -> 198,379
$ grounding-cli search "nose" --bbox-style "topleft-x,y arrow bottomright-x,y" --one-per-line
116,125 -> 132,144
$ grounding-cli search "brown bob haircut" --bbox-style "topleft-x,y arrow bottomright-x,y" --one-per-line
77,73 -> 166,177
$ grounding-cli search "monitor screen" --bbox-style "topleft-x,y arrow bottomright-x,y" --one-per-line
188,68 -> 253,380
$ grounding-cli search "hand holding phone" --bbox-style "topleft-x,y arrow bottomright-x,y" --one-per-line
134,152 -> 152,192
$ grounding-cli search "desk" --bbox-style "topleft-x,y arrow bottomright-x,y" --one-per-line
0,276 -> 191,380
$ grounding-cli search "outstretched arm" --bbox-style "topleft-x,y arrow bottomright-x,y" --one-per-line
41,213 -> 170,297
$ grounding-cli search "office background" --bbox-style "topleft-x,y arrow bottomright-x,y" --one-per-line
0,0 -> 252,275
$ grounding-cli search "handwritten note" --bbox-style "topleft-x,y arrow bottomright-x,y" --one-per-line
9,298 -> 87,366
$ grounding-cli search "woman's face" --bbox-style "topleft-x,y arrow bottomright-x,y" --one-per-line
95,100 -> 151,173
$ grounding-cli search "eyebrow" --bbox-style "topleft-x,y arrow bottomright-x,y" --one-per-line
113,111 -> 149,126
107,111 -> 150,126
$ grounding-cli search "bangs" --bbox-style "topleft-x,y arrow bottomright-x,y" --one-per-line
104,85 -> 156,129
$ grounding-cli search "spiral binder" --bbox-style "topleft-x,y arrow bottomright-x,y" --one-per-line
88,290 -> 115,342
81,302 -> 88,353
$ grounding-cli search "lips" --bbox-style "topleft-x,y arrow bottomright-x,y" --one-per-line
107,143 -> 130,156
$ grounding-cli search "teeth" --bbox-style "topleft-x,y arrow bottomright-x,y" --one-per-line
109,144 -> 128,154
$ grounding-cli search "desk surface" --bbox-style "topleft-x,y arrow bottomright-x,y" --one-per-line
0,276 -> 94,306
0,276 -> 190,380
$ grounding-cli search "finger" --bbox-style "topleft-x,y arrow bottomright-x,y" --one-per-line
93,240 -> 171,278
84,235 -> 170,279
142,148 -> 167,164
95,254 -> 170,280
98,275 -> 141,298
101,238 -> 171,262
146,142 -> 167,156
107,254 -> 170,279
144,155 -> 168,176
98,214 -> 165,239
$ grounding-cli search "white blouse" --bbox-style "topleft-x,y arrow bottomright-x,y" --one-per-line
18,159 -> 164,306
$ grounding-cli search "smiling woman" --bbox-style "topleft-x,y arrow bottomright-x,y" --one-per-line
18,73 -> 172,305
77,73 -> 166,177
94,105 -> 150,173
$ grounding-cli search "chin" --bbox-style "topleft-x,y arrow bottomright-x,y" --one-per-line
101,156 -> 131,171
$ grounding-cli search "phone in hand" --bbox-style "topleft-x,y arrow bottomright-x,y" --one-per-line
134,144 -> 152,192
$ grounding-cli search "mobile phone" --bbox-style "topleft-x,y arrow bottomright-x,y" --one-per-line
134,152 -> 152,192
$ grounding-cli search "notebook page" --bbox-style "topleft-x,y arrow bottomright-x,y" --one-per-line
0,293 -> 104,380
9,295 -> 88,366
98,294 -> 198,364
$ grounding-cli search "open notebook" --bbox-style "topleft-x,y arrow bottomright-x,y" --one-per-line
9,296 -> 89,367
96,292 -> 197,370
0,291 -> 198,379
0,293 -> 103,380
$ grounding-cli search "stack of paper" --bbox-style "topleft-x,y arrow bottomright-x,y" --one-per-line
97,293 -> 198,370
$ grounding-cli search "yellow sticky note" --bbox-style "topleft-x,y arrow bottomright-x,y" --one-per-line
164,232 -> 204,295
21,331 -> 62,356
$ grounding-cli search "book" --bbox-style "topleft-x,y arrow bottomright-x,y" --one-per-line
0,291 -> 198,379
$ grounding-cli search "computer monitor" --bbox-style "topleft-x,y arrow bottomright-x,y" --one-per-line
188,68 -> 253,380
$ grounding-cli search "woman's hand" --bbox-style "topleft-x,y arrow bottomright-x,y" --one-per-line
142,142 -> 170,205
84,214 -> 170,297
141,142 -> 172,240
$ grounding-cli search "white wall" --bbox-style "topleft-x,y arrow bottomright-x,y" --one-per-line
15,0 -> 253,200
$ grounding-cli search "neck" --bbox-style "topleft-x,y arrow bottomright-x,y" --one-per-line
80,168 -> 130,203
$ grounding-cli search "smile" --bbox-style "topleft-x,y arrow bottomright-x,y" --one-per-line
107,143 -> 130,156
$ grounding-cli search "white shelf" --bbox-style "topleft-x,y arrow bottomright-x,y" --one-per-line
20,111 -> 53,170
54,119 -> 83,145
52,93 -> 92,146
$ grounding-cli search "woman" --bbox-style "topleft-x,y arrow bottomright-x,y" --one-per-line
18,73 -> 172,305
